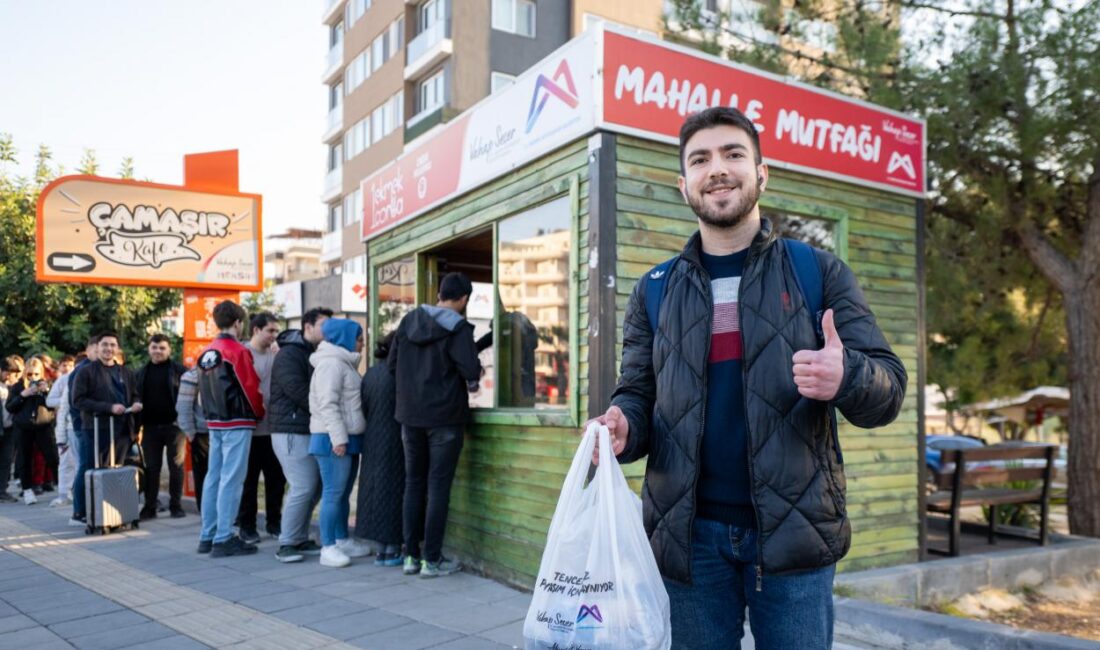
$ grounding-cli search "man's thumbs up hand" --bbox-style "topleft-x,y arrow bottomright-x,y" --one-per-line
792,309 -> 845,401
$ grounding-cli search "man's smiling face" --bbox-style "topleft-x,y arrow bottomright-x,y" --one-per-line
678,124 -> 767,229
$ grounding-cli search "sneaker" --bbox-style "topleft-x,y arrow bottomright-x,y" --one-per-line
139,509 -> 157,520
320,545 -> 351,568
275,545 -> 304,563
335,538 -> 371,558
374,551 -> 403,567
239,528 -> 261,545
295,540 -> 322,556
403,556 -> 421,575
23,489 -> 37,505
0,493 -> 17,503
49,496 -> 71,508
210,535 -> 258,557
68,515 -> 86,527
31,486 -> 44,496
419,557 -> 461,578
197,539 -> 213,554
170,509 -> 186,519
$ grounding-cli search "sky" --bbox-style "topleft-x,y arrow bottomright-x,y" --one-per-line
0,0 -> 327,237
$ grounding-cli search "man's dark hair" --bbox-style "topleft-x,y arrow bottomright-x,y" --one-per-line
250,311 -> 279,331
212,300 -> 246,330
438,272 -> 474,301
148,333 -> 171,346
679,107 -> 763,174
95,330 -> 120,344
302,307 -> 334,327
60,354 -> 76,365
86,334 -> 102,347
74,352 -> 88,363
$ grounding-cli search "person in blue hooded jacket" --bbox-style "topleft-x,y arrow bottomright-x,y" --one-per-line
308,318 -> 369,568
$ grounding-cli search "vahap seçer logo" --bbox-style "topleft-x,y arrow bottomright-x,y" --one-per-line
525,59 -> 579,134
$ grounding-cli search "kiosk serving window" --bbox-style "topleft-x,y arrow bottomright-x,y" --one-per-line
495,198 -> 571,409
766,211 -> 838,253
377,257 -> 415,335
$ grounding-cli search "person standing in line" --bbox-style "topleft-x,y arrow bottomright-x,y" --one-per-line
71,333 -> 142,523
46,354 -> 78,507
0,356 -> 25,503
175,365 -> 209,513
309,318 -> 370,568
136,334 -> 188,519
268,307 -> 332,563
355,331 -> 404,566
592,107 -> 907,649
389,272 -> 483,578
64,336 -> 100,523
195,301 -> 265,558
237,312 -> 286,543
7,356 -> 59,505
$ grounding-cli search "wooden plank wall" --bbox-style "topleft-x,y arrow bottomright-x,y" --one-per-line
607,135 -> 921,572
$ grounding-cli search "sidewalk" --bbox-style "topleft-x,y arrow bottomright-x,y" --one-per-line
0,497 -> 527,649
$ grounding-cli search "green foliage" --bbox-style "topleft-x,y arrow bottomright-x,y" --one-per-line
0,137 -> 180,365
242,288 -> 286,322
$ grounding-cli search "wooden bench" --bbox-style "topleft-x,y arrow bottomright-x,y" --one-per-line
926,444 -> 1057,556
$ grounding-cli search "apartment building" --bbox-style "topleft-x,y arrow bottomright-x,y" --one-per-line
318,0 -> 663,286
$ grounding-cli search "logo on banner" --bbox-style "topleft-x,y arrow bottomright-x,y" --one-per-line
887,152 -> 917,180
525,59 -> 579,133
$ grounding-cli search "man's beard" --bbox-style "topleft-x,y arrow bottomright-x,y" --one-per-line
687,176 -> 761,229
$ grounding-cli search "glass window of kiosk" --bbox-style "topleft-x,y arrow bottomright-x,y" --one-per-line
381,196 -> 572,412
766,210 -> 839,254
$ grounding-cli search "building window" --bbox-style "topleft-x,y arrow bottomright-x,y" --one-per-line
346,48 -> 371,94
492,0 -> 535,37
496,197 -> 571,408
345,0 -> 370,28
328,143 -> 342,171
765,211 -> 838,253
328,203 -> 342,231
390,16 -> 405,53
490,71 -> 516,94
330,21 -> 344,47
417,69 -> 446,115
329,82 -> 343,110
371,33 -> 385,72
419,0 -> 445,32
343,189 -> 363,226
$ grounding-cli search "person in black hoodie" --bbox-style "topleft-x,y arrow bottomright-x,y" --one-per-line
135,333 -> 187,519
268,307 -> 332,563
388,272 -> 481,578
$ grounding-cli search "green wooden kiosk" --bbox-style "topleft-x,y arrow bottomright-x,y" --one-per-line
359,25 -> 926,588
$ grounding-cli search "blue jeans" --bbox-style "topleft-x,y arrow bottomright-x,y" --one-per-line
200,428 -> 252,543
315,451 -> 360,547
664,518 -> 835,649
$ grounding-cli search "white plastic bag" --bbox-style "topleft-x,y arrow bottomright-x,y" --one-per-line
524,422 -> 671,650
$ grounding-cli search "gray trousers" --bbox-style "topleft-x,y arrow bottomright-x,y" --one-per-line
271,433 -> 320,547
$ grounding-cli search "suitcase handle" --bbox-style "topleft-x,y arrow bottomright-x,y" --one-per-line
92,415 -> 118,469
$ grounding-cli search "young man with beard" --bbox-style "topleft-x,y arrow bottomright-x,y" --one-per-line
591,107 -> 907,649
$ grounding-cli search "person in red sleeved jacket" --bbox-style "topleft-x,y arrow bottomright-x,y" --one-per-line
195,300 -> 266,558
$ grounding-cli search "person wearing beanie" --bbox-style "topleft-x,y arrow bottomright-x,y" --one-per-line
309,318 -> 369,568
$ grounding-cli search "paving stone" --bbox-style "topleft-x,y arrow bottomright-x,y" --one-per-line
427,594 -> 529,635
347,622 -> 463,650
69,621 -> 177,650
239,588 -> 328,613
163,567 -> 246,585
48,609 -> 149,639
27,598 -> 122,626
0,613 -> 39,634
201,579 -> 297,603
306,608 -> 413,640
0,624 -> 75,649
275,599 -> 373,626
341,583 -> 431,608
430,635 -> 517,650
378,592 -> 481,622
478,619 -> 524,648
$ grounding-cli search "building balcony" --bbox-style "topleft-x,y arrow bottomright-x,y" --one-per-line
321,229 -> 343,263
405,21 -> 452,80
322,0 -> 345,23
322,42 -> 343,82
405,104 -> 459,145
323,106 -> 343,142
321,167 -> 342,202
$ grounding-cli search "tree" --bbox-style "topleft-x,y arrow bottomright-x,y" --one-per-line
0,136 -> 180,365
907,0 -> 1100,534
242,288 -> 286,321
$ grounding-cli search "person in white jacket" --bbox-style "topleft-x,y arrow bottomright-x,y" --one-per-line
309,318 -> 369,568
46,355 -> 77,507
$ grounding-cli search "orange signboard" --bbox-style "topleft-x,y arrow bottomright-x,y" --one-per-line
36,175 -> 262,291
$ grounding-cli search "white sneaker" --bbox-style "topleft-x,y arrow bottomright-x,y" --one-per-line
320,545 -> 351,568
68,517 -> 86,527
335,538 -> 371,558
49,497 -> 71,508
23,489 -> 37,505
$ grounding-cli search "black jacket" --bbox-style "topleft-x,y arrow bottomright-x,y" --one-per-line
70,360 -> 140,436
388,305 -> 482,428
135,360 -> 186,429
268,329 -> 315,435
611,221 -> 907,584
5,380 -> 52,431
